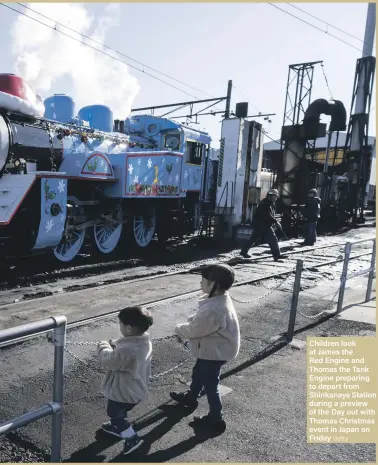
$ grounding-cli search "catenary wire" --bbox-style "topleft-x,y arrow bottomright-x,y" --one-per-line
232,85 -> 262,114
268,3 -> 364,54
3,3 -> 230,115
320,63 -> 334,100
287,3 -> 376,50
0,3 -> 199,99
16,2 -> 217,99
7,3 -> 273,119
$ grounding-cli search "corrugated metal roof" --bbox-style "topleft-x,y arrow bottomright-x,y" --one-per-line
263,132 -> 376,151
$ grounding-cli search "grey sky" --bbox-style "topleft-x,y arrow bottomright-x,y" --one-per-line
0,2 -> 375,148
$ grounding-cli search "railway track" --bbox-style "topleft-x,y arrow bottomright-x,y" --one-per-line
0,242 -> 373,349
1,219 -> 375,291
0,239 -> 372,308
0,238 -> 369,302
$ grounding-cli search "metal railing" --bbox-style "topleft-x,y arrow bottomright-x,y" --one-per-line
0,316 -> 67,462
286,239 -> 376,341
337,238 -> 376,312
286,259 -> 303,341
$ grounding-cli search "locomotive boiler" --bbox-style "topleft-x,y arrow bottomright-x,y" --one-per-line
0,74 -> 212,262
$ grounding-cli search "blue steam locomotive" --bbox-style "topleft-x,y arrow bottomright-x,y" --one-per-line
0,74 -> 216,262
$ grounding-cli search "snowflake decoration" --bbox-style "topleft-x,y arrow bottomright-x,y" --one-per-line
57,180 -> 65,194
176,157 -> 179,164
184,171 -> 188,179
104,165 -> 108,173
45,220 -> 54,233
162,158 -> 165,164
133,175 -> 139,184
147,158 -> 153,169
175,174 -> 179,182
128,164 -> 134,175
144,176 -> 148,182
138,158 -> 142,166
100,159 -> 105,168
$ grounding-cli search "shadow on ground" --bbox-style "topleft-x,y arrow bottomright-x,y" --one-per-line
66,403 -> 221,463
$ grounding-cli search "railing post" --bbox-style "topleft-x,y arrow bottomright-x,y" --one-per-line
365,239 -> 376,302
50,316 -> 67,463
337,242 -> 352,313
287,259 -> 303,342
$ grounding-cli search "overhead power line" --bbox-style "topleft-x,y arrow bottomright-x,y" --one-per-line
268,3 -> 364,54
287,3 -> 376,50
262,130 -> 281,146
320,63 -> 334,100
0,3 -> 202,99
232,85 -> 261,114
16,2 -> 216,99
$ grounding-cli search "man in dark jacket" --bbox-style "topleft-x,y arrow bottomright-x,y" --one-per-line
302,188 -> 321,246
240,189 -> 284,261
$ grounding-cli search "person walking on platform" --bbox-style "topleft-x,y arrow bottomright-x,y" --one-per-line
240,189 -> 285,262
302,188 -> 321,246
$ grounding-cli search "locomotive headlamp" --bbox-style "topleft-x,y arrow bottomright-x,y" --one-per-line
14,158 -> 26,168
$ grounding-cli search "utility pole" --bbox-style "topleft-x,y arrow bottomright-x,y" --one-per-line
362,3 -> 376,58
224,80 -> 232,119
351,2 -> 376,148
346,3 -> 376,224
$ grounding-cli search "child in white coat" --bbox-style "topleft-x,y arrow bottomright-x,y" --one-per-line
97,306 -> 153,455
170,263 -> 240,433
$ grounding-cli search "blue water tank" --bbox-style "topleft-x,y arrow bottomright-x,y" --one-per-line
44,94 -> 75,123
78,105 -> 113,133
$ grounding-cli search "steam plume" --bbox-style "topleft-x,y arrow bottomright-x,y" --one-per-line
11,3 -> 140,118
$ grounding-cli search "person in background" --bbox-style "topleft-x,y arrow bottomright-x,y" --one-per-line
97,306 -> 153,455
240,189 -> 285,261
302,188 -> 321,246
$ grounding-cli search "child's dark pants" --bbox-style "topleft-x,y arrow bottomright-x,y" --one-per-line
107,399 -> 136,432
187,359 -> 226,420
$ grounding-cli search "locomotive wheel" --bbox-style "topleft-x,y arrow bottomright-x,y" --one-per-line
133,211 -> 156,248
93,209 -> 123,254
53,196 -> 86,262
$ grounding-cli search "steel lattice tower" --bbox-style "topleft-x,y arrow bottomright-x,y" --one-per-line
281,61 -> 323,159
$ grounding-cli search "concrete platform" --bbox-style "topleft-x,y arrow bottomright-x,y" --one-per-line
0,274 -> 200,331
0,287 -> 375,463
337,299 -> 376,325
299,273 -> 376,325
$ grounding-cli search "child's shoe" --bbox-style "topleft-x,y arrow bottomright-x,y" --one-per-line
101,421 -> 123,438
170,391 -> 198,409
192,414 -> 226,433
123,435 -> 144,455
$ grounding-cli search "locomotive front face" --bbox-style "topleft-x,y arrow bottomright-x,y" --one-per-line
0,114 -> 10,174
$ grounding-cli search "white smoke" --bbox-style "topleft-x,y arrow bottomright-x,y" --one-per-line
11,3 -> 140,119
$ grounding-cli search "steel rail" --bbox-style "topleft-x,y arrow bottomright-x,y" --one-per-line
0,251 -> 372,350
0,239 -> 370,301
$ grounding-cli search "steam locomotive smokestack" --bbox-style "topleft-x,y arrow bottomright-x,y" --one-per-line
119,120 -> 125,133
113,119 -> 120,132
